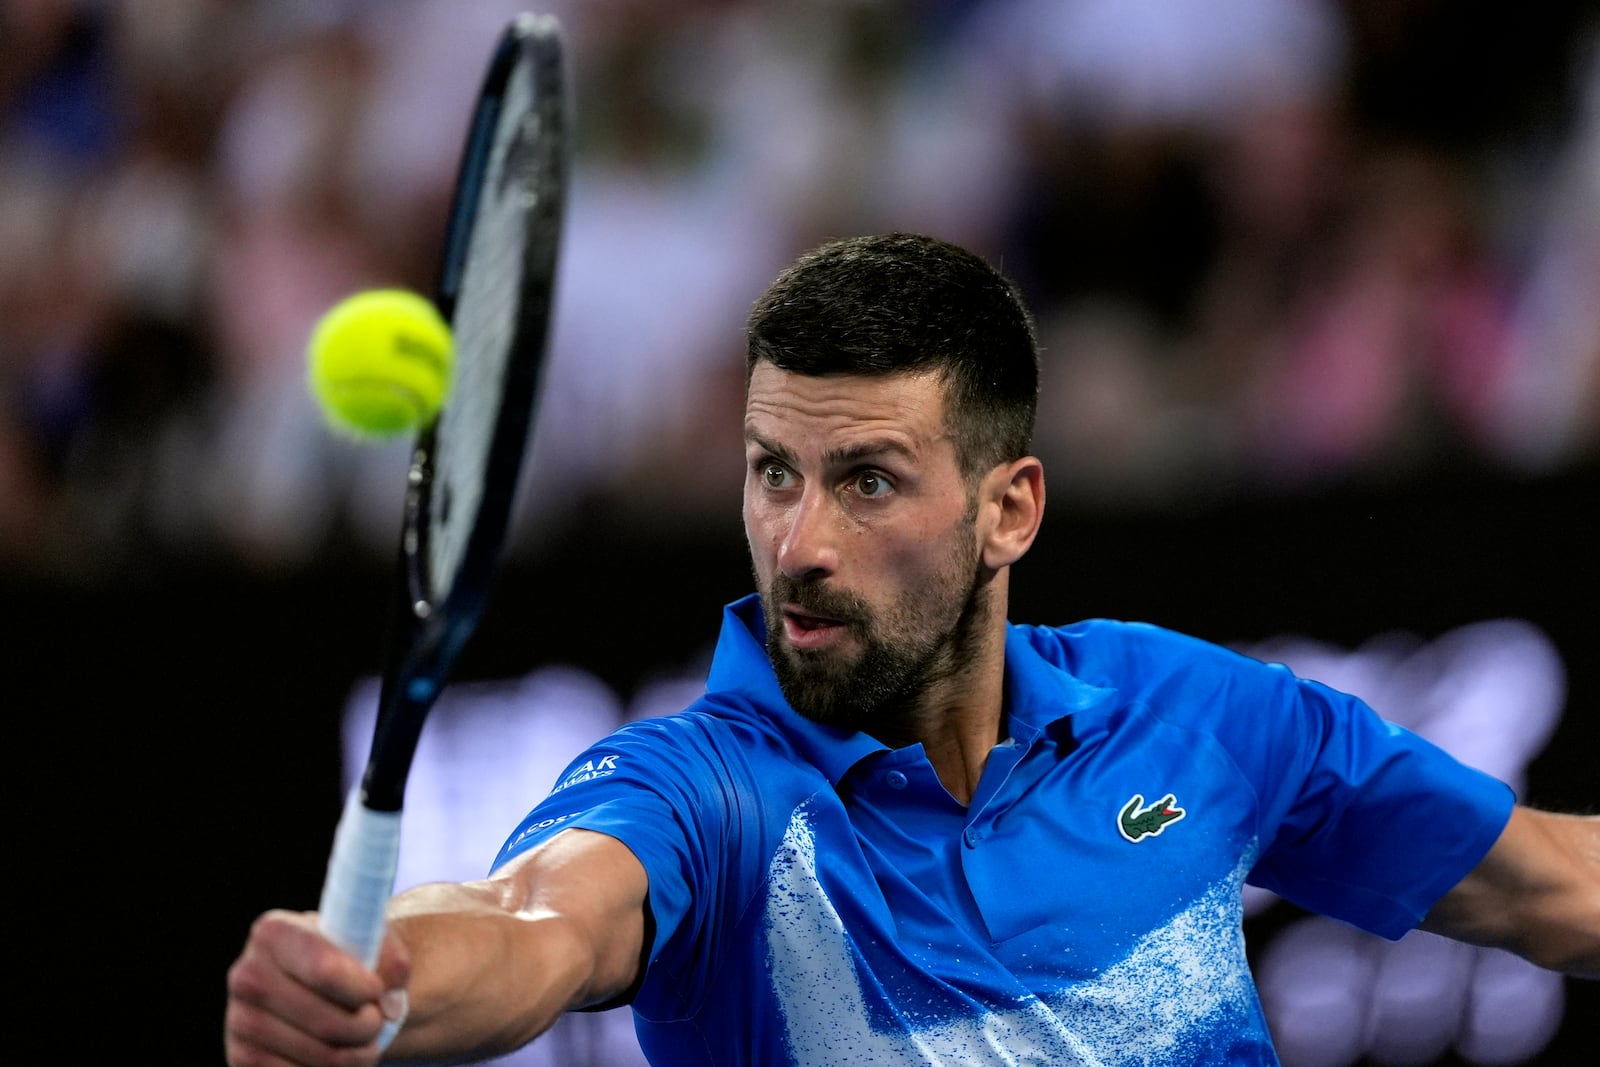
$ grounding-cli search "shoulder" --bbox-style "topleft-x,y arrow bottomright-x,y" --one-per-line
572,696 -> 822,794
1012,618 -> 1280,688
1005,617 -> 1316,748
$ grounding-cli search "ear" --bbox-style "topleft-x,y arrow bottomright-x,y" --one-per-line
978,456 -> 1045,570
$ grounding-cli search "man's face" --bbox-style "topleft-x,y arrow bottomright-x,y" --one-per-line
742,361 -> 987,735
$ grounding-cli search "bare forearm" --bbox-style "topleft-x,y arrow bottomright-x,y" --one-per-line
1513,811 -> 1600,977
1423,809 -> 1600,977
374,881 -> 613,1062
381,830 -> 648,1062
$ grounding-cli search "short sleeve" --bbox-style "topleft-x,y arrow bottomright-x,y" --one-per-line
1242,673 -> 1516,938
489,714 -> 771,1019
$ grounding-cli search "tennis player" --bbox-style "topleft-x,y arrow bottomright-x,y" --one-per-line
225,233 -> 1598,1067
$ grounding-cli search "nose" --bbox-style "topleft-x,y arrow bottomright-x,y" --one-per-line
777,488 -> 839,582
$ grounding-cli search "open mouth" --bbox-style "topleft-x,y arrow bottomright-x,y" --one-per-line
783,607 -> 850,648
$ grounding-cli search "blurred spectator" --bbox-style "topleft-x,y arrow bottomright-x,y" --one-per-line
1488,29 -> 1600,470
2,2 -> 221,573
1234,142 -> 1524,488
978,0 -> 1347,325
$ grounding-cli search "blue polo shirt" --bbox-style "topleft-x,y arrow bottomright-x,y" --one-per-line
492,595 -> 1513,1066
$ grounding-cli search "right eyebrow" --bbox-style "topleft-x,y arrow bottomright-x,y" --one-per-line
745,432 -> 795,464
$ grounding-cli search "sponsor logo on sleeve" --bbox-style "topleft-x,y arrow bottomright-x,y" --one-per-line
553,754 -> 620,793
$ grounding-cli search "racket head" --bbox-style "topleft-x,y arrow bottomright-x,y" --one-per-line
417,13 -> 567,625
364,14 -> 569,811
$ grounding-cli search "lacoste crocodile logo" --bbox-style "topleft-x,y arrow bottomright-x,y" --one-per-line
1118,793 -> 1186,842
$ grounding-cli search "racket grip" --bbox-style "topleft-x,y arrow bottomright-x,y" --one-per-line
318,788 -> 402,969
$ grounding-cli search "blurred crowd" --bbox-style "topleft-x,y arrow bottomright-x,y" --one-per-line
3,0 -> 1597,580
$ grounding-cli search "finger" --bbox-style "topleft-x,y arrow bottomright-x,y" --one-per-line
231,949 -> 390,1042
252,911 -> 386,1009
225,992 -> 382,1067
229,913 -> 394,1056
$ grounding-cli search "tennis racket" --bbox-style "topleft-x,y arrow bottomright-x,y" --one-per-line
316,11 -> 569,988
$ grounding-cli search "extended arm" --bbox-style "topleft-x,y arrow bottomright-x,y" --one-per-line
1421,806 -> 1600,978
224,828 -> 649,1066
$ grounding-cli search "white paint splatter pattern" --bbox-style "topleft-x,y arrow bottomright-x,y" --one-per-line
765,807 -> 1259,1066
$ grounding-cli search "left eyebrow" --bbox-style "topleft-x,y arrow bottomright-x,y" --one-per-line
822,438 -> 917,468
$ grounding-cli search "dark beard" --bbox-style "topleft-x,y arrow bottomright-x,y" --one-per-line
758,541 -> 985,740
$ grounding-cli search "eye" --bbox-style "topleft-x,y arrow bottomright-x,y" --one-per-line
852,470 -> 891,497
760,462 -> 792,489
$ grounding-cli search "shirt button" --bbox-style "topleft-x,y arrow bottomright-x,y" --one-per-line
885,770 -> 908,789
963,826 -> 981,847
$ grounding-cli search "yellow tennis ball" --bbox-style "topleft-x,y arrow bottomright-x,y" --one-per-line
308,288 -> 454,439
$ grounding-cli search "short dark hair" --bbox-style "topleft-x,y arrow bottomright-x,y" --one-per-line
746,232 -> 1039,477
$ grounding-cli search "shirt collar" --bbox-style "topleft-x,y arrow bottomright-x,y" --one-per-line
1001,623 -> 1119,743
704,594 -> 1115,784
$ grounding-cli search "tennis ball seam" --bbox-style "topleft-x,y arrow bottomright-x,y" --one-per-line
391,334 -> 452,377
307,288 -> 454,439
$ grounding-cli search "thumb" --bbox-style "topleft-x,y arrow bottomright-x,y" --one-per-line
377,987 -> 409,1050
374,928 -> 413,1049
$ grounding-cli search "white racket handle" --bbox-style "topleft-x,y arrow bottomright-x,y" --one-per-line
318,788 -> 405,1048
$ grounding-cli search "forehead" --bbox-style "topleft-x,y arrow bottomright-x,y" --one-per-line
744,362 -> 949,452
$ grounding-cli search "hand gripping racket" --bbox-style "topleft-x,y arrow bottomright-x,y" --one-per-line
316,12 -> 569,994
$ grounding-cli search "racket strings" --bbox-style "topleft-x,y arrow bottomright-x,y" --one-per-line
427,54 -> 541,601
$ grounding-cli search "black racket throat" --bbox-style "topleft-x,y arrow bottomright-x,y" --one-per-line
362,588 -> 475,814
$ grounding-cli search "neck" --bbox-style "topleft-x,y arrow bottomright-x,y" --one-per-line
879,576 -> 1010,806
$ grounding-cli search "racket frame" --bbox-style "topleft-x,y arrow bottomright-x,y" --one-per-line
316,13 -> 568,980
